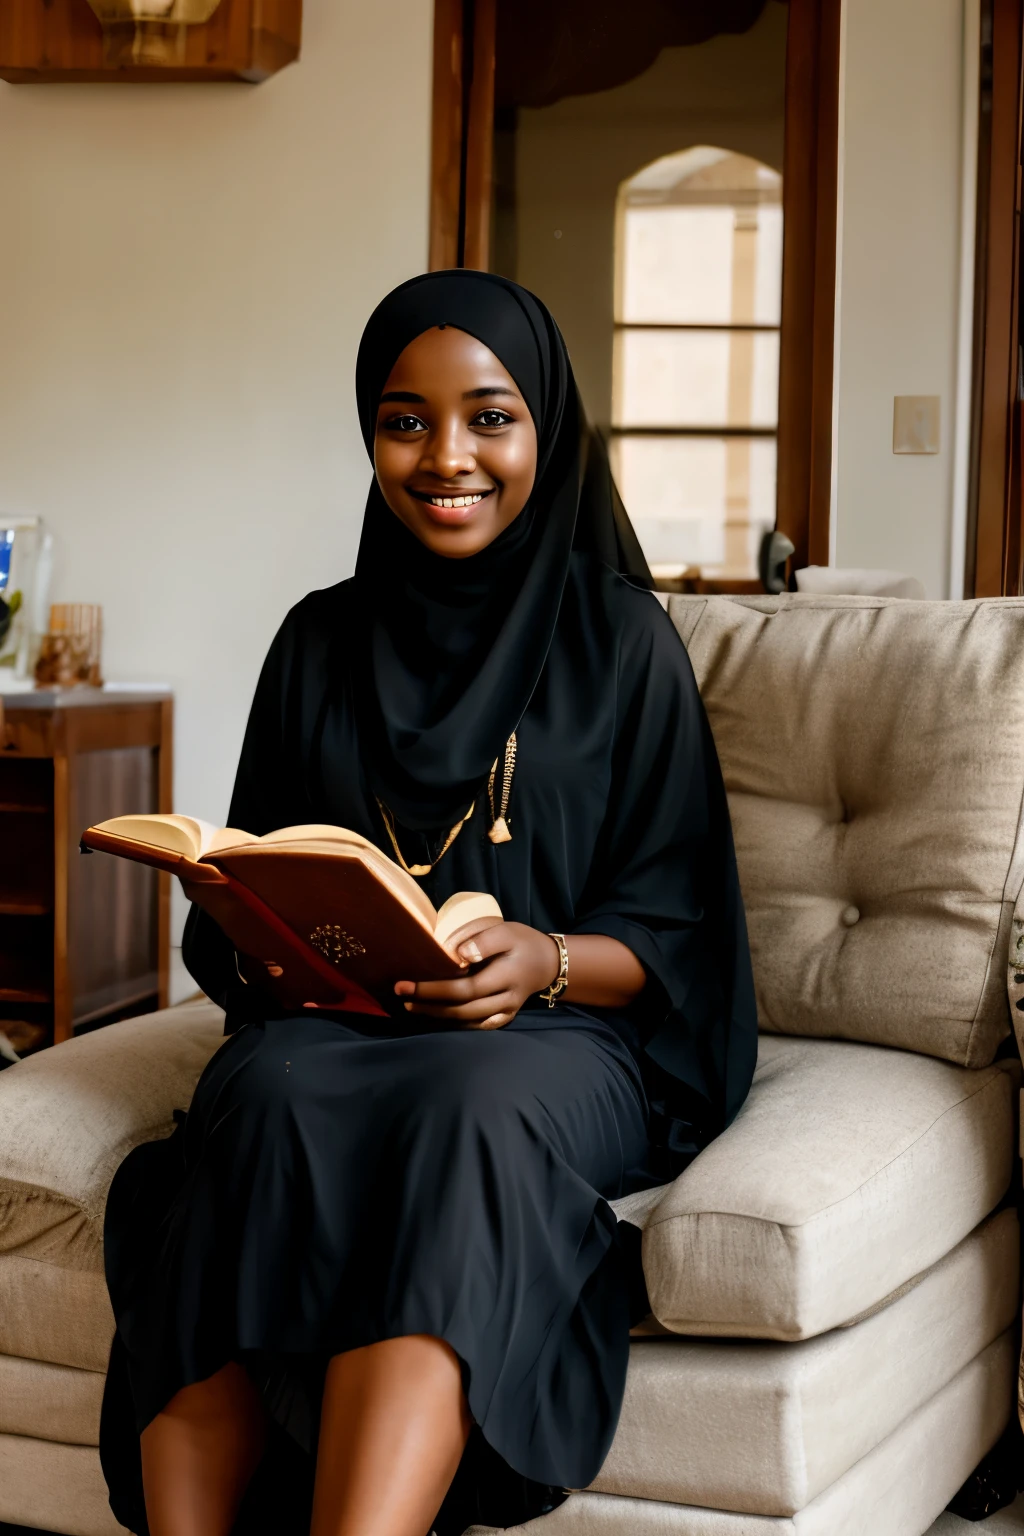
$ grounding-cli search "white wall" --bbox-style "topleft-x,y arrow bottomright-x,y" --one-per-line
0,0 -> 433,936
832,0 -> 968,596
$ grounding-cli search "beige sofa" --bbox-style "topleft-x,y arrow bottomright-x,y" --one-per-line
2,593 -> 1023,1536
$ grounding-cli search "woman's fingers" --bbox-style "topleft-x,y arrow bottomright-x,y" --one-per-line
393,923 -> 552,1028
402,990 -> 516,1024
455,921 -> 518,966
397,959 -> 512,1004
463,1011 -> 514,1031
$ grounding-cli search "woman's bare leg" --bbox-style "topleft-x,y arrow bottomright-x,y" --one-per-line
140,1362 -> 267,1536
311,1335 -> 471,1536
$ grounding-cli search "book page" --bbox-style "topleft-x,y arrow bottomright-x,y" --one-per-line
259,823 -> 378,853
93,814 -> 222,860
434,891 -> 503,950
204,827 -> 262,856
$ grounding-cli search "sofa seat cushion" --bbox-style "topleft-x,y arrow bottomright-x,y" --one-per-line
670,594 -> 1024,1068
594,1211 -> 1018,1515
473,1333 -> 1017,1535
0,1434 -> 122,1536
642,1034 -> 1017,1339
0,1354 -> 105,1446
0,1000 -> 226,1275
0,1255 -> 113,1372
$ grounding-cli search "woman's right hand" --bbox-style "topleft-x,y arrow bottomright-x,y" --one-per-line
394,920 -> 562,1030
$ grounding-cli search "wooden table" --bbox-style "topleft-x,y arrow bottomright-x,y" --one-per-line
0,687 -> 172,1048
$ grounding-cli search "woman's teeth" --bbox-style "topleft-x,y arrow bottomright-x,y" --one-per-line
426,493 -> 485,508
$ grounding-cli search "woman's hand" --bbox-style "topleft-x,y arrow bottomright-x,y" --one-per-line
394,921 -> 560,1030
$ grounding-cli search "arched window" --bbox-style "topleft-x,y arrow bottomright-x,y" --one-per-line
611,147 -> 783,581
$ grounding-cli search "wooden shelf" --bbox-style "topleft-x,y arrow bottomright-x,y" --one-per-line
0,981 -> 51,1003
0,898 -> 52,916
0,757 -> 52,816
0,929 -> 52,1004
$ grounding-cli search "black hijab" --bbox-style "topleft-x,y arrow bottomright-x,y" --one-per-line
349,270 -> 651,830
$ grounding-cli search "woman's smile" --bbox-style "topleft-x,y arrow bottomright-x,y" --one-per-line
408,485 -> 495,522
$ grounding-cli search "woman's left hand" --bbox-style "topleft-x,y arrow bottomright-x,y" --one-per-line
394,921 -> 560,1030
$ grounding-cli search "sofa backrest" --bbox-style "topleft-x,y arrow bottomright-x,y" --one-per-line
669,594 -> 1024,1068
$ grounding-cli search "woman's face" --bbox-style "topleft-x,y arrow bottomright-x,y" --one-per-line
374,325 -> 539,559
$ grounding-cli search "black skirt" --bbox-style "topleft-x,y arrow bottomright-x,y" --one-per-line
100,1010 -> 652,1534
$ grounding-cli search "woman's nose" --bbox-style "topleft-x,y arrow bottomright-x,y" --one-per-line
421,420 -> 476,479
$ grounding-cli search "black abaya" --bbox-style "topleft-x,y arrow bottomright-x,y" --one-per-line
100,273 -> 757,1534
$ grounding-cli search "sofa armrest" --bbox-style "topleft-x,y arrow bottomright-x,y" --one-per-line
0,1000 -> 224,1226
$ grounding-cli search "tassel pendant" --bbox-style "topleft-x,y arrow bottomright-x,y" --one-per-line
487,735 -> 517,845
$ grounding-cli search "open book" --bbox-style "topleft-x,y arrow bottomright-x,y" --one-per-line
80,815 -> 503,1017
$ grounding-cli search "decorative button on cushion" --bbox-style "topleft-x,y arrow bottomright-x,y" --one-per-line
671,594 -> 1024,1068
840,906 -> 860,927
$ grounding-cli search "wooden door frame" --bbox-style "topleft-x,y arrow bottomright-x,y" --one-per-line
428,0 -> 495,271
775,0 -> 842,572
967,0 -> 1024,596
428,0 -> 842,575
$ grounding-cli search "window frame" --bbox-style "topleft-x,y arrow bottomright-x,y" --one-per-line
610,172 -> 783,580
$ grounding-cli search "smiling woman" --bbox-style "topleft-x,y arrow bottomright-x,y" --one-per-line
99,269 -> 757,1536
373,325 -> 539,557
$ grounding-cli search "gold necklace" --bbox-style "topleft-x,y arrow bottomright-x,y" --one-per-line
376,732 -> 518,877
376,796 -> 474,878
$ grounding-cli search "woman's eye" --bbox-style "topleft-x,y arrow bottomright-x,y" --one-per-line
384,414 -> 427,433
473,409 -> 513,429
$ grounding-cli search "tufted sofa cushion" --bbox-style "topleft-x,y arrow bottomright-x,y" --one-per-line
670,594 -> 1024,1067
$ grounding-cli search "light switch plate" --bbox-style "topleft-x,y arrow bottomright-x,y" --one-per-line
893,395 -> 940,454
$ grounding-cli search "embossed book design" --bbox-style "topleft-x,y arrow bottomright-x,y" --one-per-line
80,816 -> 502,1018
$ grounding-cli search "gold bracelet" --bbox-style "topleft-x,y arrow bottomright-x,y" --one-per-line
539,932 -> 569,1008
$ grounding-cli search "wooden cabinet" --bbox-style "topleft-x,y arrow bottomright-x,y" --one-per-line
0,689 -> 172,1049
